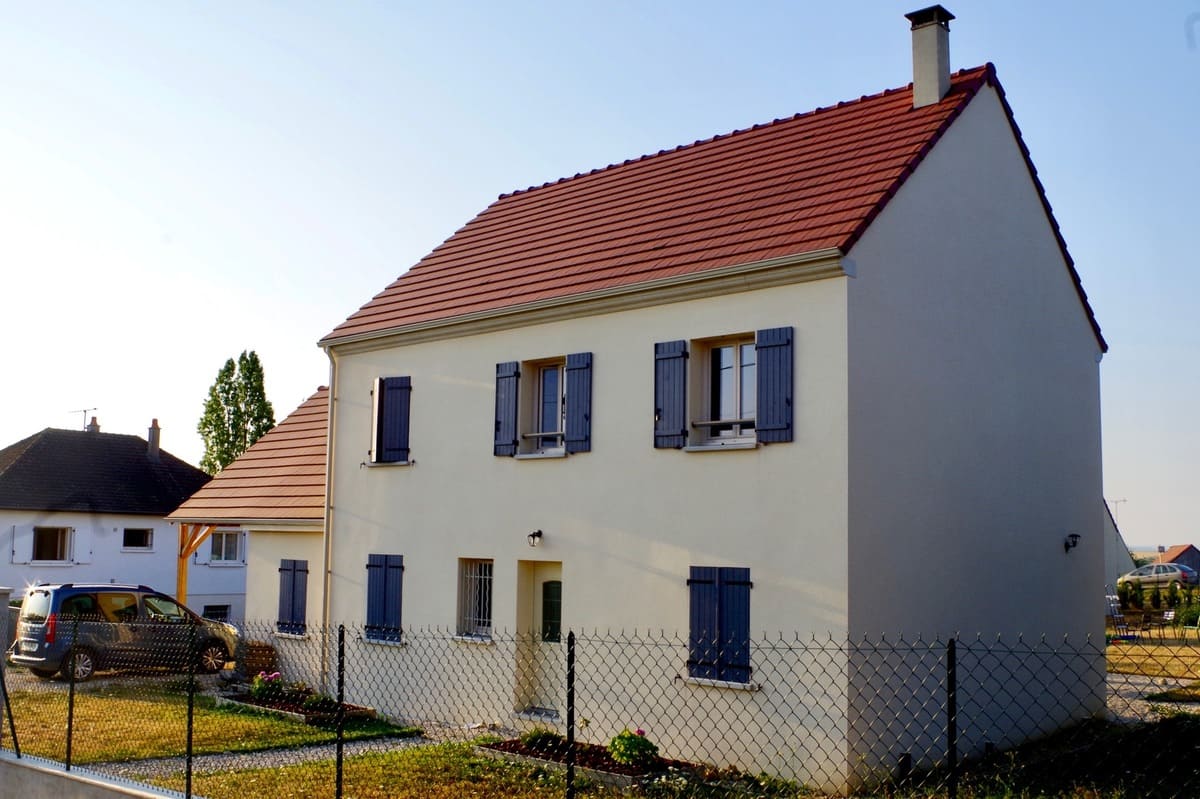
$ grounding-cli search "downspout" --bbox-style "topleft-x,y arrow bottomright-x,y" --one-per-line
319,345 -> 339,687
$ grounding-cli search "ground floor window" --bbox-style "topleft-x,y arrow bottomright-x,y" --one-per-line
457,559 -> 494,638
33,527 -> 71,562
687,566 -> 752,682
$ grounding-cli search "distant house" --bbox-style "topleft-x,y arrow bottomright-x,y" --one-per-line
265,7 -> 1104,790
0,419 -> 242,619
1157,544 -> 1200,574
168,388 -> 327,646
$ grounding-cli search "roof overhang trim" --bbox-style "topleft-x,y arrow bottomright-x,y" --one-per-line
322,247 -> 846,353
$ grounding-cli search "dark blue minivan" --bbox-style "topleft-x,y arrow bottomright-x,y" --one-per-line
8,583 -> 238,680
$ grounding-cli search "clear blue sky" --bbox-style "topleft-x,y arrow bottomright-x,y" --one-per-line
1,2 -> 1196,548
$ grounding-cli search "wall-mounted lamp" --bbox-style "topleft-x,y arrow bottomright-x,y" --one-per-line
1063,533 -> 1081,554
527,529 -> 543,548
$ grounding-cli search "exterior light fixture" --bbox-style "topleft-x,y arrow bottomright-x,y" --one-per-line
1063,533 -> 1081,553
527,530 -> 543,548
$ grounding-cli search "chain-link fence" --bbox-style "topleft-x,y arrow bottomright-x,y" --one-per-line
4,619 -> 1200,798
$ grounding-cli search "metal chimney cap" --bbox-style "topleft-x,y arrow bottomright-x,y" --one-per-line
905,5 -> 955,29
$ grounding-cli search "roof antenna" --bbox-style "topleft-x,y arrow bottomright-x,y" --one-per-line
70,408 -> 97,431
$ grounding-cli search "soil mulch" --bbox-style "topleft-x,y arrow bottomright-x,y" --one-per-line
483,738 -> 694,777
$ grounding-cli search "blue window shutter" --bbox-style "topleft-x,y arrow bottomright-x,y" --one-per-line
688,566 -> 719,679
293,560 -> 309,634
717,567 -> 752,682
277,559 -> 295,632
654,341 -> 688,448
366,553 -> 403,642
564,352 -> 593,453
384,554 -> 404,639
494,361 -> 520,456
277,559 -> 308,634
366,553 -> 386,639
376,376 -> 412,463
755,327 -> 793,443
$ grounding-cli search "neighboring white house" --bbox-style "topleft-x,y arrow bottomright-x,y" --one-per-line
0,419 -> 245,620
168,388 -> 327,658
292,6 -> 1104,790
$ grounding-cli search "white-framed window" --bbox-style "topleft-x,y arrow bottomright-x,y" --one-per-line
122,528 -> 153,551
494,353 -> 592,457
32,527 -> 72,562
694,336 -> 757,443
209,530 -> 242,563
457,558 -> 494,638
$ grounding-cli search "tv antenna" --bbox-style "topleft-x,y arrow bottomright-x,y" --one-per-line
69,408 -> 97,430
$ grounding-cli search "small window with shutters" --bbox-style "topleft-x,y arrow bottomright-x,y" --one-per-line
365,554 -> 404,642
654,327 -> 793,449
277,559 -> 308,635
494,353 -> 592,457
687,566 -> 752,683
371,376 -> 412,464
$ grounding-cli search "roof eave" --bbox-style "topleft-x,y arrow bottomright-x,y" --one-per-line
321,246 -> 847,352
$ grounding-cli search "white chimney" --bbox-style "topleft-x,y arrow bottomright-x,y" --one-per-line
148,418 -> 161,462
905,5 -> 955,108
86,416 -> 100,433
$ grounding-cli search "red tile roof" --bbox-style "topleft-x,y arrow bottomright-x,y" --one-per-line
1159,545 -> 1198,564
323,64 -> 1104,351
168,387 -> 328,524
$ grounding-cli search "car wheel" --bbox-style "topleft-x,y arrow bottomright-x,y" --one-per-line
29,667 -> 58,680
66,648 -> 97,681
197,641 -> 227,673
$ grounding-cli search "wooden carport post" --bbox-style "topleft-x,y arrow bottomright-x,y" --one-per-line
177,523 -> 216,604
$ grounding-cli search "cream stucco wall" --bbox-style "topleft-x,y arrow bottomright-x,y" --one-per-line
327,278 -> 852,783
843,84 -> 1105,772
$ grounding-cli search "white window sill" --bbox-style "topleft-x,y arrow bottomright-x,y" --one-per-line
121,548 -> 154,554
452,634 -> 494,646
30,561 -> 73,567
274,631 -> 310,641
364,459 -> 411,468
204,561 -> 245,568
361,636 -> 405,647
514,451 -> 566,460
680,676 -> 760,691
683,440 -> 758,452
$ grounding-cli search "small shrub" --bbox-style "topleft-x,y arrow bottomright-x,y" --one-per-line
1177,604 -> 1200,627
519,727 -> 565,750
609,727 -> 659,767
250,671 -> 283,699
1117,581 -> 1132,610
1132,581 -> 1145,609
1168,582 -> 1181,609
301,693 -> 339,712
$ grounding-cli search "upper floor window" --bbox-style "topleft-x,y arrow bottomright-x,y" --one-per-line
654,327 -> 793,449
33,527 -> 72,562
494,353 -> 592,457
122,528 -> 153,551
371,376 -> 412,464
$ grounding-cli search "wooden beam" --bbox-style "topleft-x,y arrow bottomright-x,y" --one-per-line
177,523 -> 215,604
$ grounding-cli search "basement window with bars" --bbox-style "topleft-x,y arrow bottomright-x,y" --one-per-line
457,559 -> 494,639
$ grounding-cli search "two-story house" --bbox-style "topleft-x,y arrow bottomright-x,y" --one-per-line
309,6 -> 1106,788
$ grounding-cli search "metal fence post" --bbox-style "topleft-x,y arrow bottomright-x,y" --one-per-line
186,620 -> 197,799
336,624 -> 345,799
566,630 -> 575,799
65,612 -> 79,771
947,636 -> 958,799
0,649 -> 19,757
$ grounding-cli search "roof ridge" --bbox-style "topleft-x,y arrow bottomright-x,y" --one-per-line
497,65 -> 992,201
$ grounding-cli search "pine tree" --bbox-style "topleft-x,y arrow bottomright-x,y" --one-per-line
197,350 -> 276,474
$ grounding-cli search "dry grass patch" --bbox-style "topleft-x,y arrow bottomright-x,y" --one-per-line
1106,641 -> 1200,679
6,683 -> 413,764
152,743 -> 625,799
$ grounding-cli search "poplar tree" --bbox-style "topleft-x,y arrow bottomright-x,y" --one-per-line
197,350 -> 276,474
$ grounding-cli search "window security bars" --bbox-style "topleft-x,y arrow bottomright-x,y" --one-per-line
457,559 -> 493,638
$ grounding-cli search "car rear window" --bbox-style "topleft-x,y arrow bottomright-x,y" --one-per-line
20,590 -> 52,623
